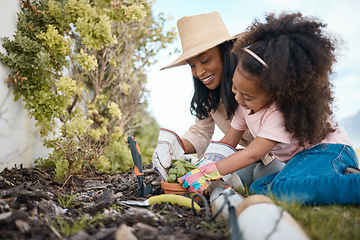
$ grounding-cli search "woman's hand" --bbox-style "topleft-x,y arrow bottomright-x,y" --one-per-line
152,129 -> 185,181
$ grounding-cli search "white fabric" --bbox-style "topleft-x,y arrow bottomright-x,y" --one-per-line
152,129 -> 185,181
195,141 -> 236,167
157,129 -> 185,161
152,157 -> 169,181
204,141 -> 237,161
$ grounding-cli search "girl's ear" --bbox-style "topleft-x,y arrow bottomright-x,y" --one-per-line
266,94 -> 274,102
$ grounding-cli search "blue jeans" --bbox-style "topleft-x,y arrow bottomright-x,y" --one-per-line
250,144 -> 360,205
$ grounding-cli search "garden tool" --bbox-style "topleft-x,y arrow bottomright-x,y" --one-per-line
127,136 -> 153,197
120,194 -> 201,210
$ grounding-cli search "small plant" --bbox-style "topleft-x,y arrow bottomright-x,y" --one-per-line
57,191 -> 78,209
167,159 -> 195,183
50,213 -> 105,237
107,204 -> 123,213
195,219 -> 230,237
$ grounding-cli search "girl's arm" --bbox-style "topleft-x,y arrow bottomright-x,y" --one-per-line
183,126 -> 242,155
220,126 -> 244,148
216,136 -> 277,176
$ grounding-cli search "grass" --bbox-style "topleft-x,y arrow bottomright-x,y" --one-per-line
355,148 -> 360,162
50,213 -> 105,237
275,200 -> 360,240
57,191 -> 78,209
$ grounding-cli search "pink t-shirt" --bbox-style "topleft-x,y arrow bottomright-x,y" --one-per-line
230,102 -> 353,162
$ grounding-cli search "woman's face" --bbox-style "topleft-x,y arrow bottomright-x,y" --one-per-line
232,65 -> 271,114
186,47 -> 223,90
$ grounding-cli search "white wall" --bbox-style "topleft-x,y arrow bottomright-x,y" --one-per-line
0,1 -> 51,171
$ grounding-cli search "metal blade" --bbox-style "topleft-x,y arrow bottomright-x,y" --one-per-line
120,199 -> 150,207
143,183 -> 153,197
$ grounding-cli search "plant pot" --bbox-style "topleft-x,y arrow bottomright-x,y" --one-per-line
161,180 -> 187,194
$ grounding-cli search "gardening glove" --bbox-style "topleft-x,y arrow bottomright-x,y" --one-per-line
152,128 -> 185,181
178,162 -> 223,194
195,141 -> 237,168
194,141 -> 244,193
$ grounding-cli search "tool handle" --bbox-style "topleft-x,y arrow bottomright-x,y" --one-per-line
127,136 -> 144,176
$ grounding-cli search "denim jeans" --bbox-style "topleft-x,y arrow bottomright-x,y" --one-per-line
250,144 -> 360,205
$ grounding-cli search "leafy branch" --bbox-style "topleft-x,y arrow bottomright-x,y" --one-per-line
0,0 -> 177,180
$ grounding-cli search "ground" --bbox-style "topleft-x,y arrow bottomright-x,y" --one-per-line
0,164 -> 229,240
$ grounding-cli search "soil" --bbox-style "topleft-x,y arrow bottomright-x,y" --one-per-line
0,164 -> 229,240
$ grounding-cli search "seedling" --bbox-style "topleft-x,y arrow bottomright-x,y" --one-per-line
57,191 -> 78,209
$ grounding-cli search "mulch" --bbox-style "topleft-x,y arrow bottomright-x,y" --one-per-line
0,164 -> 229,240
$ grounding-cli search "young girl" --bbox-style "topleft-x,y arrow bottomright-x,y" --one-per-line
179,12 -> 360,205
152,11 -> 284,187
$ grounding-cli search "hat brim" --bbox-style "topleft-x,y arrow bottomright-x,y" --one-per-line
160,35 -> 236,71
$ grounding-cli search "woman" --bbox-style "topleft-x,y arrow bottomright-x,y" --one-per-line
153,11 -> 284,187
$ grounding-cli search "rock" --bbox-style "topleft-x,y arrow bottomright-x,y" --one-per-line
68,230 -> 91,240
0,198 -> 10,213
115,224 -> 137,240
15,219 -> 31,234
125,207 -> 160,227
83,180 -> 110,190
38,199 -> 67,215
0,212 -> 12,221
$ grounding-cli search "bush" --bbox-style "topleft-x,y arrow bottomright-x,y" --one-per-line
1,0 -> 176,180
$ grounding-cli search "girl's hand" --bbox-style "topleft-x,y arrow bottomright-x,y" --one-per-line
178,162 -> 222,194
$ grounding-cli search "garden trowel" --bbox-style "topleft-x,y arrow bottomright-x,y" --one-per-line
127,136 -> 153,197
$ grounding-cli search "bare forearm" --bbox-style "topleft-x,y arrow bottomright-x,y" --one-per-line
216,150 -> 259,175
182,138 -> 196,154
216,137 -> 277,175
220,127 -> 244,148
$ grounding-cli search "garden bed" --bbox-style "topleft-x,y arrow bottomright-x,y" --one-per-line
1,164 -> 359,240
0,164 -> 228,240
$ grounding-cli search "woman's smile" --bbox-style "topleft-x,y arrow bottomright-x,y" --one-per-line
201,74 -> 215,84
187,47 -> 223,90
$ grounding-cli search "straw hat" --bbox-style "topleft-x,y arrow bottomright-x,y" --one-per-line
161,11 -> 234,70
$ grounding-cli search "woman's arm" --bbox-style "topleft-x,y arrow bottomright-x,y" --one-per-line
216,136 -> 277,175
182,117 -> 216,157
182,138 -> 196,154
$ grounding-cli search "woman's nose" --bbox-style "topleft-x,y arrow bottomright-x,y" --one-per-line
195,65 -> 206,78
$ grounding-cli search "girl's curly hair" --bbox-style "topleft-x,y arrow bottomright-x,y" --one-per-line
232,12 -> 338,145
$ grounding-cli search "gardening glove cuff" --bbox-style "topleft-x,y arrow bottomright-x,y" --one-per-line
178,162 -> 223,194
195,141 -> 237,168
152,128 -> 185,180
